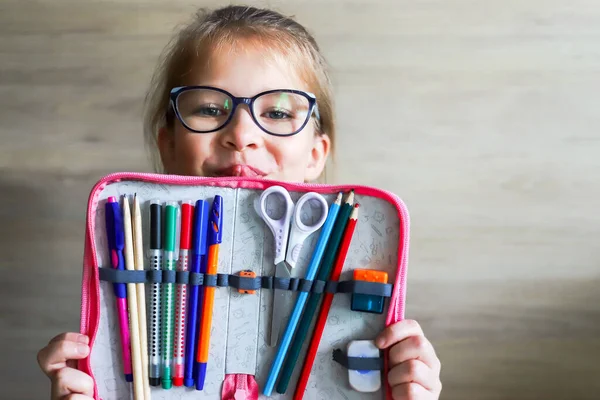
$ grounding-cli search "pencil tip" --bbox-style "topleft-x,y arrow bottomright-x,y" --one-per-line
346,190 -> 355,205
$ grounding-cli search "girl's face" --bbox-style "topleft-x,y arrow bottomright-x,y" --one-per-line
158,43 -> 330,182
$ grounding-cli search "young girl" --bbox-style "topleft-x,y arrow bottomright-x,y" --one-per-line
37,6 -> 442,400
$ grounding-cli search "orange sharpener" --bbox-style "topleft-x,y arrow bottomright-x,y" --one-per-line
238,270 -> 256,294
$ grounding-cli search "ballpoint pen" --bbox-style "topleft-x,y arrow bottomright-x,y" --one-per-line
173,200 -> 194,387
104,196 -> 133,383
162,201 -> 178,389
148,200 -> 162,387
195,195 -> 223,390
122,196 -> 144,400
184,200 -> 210,387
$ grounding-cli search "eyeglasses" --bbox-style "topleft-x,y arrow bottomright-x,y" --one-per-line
169,86 -> 321,137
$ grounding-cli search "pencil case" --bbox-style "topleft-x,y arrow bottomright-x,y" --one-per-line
77,172 -> 410,400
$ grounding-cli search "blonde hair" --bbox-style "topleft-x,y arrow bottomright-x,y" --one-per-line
143,5 -> 335,181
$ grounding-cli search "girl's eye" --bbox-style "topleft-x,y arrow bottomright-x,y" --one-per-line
194,104 -> 225,117
262,109 -> 292,120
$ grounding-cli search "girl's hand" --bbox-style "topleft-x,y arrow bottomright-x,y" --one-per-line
376,320 -> 442,400
37,332 -> 94,400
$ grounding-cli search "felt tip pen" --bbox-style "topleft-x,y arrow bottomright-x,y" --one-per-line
148,200 -> 162,387
173,200 -> 194,387
184,200 -> 210,388
105,196 -> 133,383
162,201 -> 178,389
195,195 -> 223,390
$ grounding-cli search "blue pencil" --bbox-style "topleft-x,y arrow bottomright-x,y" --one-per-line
262,192 -> 342,396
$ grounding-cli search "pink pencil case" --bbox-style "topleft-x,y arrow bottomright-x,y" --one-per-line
77,172 -> 410,400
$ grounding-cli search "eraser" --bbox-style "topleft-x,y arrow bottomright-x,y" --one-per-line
347,340 -> 381,393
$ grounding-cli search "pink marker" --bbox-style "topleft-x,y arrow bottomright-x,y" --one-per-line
105,196 -> 133,382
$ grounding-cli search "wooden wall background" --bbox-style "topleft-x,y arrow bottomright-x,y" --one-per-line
1,0 -> 599,399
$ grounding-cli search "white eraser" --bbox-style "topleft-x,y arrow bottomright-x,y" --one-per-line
347,340 -> 381,393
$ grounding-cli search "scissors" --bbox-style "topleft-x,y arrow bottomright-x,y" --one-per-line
257,185 -> 329,347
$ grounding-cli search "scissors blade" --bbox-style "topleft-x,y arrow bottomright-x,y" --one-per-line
270,261 -> 291,347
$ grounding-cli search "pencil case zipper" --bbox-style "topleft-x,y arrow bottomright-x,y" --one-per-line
79,172 -> 410,400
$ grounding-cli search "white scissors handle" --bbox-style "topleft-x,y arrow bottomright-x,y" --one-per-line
258,186 -> 294,265
285,192 -> 328,269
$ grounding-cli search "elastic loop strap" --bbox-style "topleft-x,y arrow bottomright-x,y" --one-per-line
332,349 -> 383,371
298,279 -> 313,292
176,271 -> 189,284
97,267 -> 393,297
163,270 -> 176,283
336,281 -> 393,297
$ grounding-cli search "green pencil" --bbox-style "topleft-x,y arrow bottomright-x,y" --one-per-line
276,190 -> 355,394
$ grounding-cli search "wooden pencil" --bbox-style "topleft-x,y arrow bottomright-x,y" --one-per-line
122,196 -> 144,400
133,194 -> 151,399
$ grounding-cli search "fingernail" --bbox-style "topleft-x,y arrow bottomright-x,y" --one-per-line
375,336 -> 386,348
77,344 -> 89,355
78,335 -> 89,344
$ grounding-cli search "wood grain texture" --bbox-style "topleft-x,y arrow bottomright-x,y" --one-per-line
1,0 -> 599,399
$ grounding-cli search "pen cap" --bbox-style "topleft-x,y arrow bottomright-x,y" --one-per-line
180,201 -> 194,250
208,195 -> 223,244
164,201 -> 178,251
149,200 -> 162,249
192,200 -> 210,254
105,197 -> 124,250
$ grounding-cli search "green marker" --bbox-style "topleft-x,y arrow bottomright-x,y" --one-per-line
161,201 -> 178,389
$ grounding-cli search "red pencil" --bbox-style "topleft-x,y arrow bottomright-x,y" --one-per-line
294,203 -> 360,400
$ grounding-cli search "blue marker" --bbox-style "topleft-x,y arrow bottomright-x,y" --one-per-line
183,200 -> 210,387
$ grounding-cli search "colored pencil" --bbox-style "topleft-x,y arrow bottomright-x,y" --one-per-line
276,190 -> 355,394
294,204 -> 360,399
122,196 -> 144,400
262,192 -> 342,396
132,195 -> 151,399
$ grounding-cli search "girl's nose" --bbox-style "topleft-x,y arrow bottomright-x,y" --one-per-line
219,106 -> 263,151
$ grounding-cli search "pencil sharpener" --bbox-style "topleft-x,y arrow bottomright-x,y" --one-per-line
351,269 -> 388,314
238,270 -> 256,294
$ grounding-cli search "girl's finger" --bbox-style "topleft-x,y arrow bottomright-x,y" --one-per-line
387,359 -> 439,391
63,395 -> 95,400
391,382 -> 433,400
51,367 -> 94,399
37,339 -> 90,376
388,334 -> 440,371
49,332 -> 88,346
376,320 -> 423,349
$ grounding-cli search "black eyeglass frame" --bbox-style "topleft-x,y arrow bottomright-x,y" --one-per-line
169,86 -> 321,137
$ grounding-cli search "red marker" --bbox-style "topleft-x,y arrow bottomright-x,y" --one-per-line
173,200 -> 194,386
